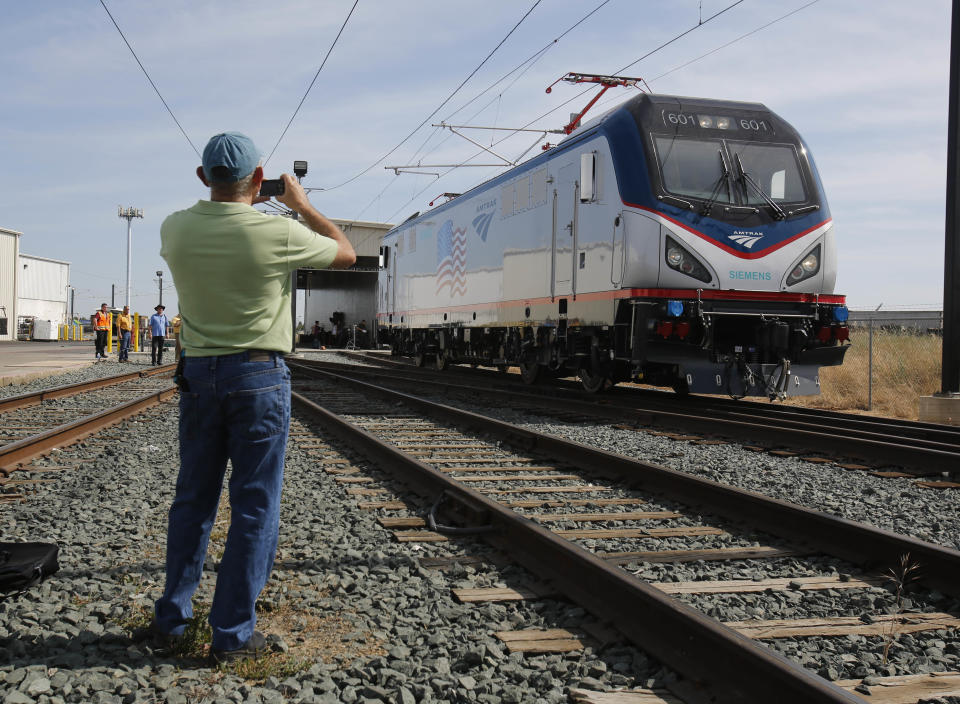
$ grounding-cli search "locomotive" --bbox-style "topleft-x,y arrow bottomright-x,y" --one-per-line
376,92 -> 849,397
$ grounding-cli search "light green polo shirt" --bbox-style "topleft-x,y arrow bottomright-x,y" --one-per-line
160,200 -> 338,356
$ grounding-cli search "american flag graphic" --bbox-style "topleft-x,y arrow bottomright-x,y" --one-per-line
436,219 -> 467,297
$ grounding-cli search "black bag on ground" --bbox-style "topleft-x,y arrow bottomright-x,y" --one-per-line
0,542 -> 59,595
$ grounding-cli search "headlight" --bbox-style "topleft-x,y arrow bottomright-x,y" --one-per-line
664,235 -> 712,283
786,244 -> 822,286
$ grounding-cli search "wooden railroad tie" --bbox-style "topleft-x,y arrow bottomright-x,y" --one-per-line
569,687 -> 685,704
725,612 -> 960,639
345,487 -> 386,496
484,486 -> 613,495
871,471 -> 915,479
356,500 -> 408,510
834,671 -> 960,702
531,511 -> 681,523
553,526 -> 724,539
454,583 -> 557,603
505,498 -> 647,508
598,546 -> 804,564
444,474 -> 581,483
494,623 -> 621,653
428,458 -> 544,465
441,465 -> 570,474
452,575 -> 880,604
915,480 -> 960,490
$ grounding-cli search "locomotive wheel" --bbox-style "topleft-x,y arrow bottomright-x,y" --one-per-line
671,378 -> 690,395
413,347 -> 426,368
580,368 -> 612,393
435,353 -> 449,371
519,359 -> 540,385
496,363 -> 508,374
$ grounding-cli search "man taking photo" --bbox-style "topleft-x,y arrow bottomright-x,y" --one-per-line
149,132 -> 355,663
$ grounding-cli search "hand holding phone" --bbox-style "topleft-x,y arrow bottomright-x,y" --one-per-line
259,179 -> 285,198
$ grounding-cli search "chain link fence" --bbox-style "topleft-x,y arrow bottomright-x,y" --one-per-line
803,313 -> 943,419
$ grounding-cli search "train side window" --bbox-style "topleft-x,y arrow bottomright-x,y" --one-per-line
501,183 -> 515,217
580,152 -> 596,202
379,246 -> 389,269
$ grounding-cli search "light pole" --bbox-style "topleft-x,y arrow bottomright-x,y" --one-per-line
291,161 -> 308,352
118,206 -> 144,309
156,270 -> 164,307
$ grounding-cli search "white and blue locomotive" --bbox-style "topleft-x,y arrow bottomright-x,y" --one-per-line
376,93 -> 850,397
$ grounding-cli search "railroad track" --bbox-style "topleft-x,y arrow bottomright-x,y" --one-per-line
288,361 -> 960,704
317,352 -> 960,478
0,364 -> 177,487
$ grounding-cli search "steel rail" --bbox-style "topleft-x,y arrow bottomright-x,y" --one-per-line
0,383 -> 177,475
290,363 -> 960,591
293,359 -> 960,474
290,369 -> 871,704
337,351 -> 960,442
0,363 -> 177,413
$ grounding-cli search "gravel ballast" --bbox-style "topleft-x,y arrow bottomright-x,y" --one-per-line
1,394 -> 665,703
3,363 -> 960,703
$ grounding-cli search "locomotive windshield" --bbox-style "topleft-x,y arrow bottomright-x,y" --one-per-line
653,135 -> 806,207
625,95 -> 822,223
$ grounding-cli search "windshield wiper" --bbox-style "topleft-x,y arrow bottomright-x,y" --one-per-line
734,153 -> 786,221
701,149 -> 731,217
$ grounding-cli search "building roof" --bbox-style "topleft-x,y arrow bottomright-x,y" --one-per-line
20,252 -> 71,266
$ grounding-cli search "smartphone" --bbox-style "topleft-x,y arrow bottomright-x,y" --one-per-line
259,179 -> 285,198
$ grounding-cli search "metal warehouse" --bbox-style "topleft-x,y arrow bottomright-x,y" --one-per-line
18,253 -> 71,325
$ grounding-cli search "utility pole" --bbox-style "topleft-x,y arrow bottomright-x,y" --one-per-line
111,284 -> 115,308
118,206 -> 144,309
156,270 -> 164,307
942,0 -> 960,396
921,0 -> 960,424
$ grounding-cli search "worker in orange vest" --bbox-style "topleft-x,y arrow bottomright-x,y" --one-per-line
93,303 -> 110,362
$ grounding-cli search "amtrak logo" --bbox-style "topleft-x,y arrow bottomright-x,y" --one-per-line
472,212 -> 494,242
728,231 -> 764,249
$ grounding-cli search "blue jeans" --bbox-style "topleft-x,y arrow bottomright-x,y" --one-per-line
118,331 -> 131,361
155,351 -> 291,651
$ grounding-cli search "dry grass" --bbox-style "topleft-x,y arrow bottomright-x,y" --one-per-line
787,329 -> 942,420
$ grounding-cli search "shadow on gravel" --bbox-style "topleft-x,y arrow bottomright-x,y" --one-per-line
0,630 -> 210,672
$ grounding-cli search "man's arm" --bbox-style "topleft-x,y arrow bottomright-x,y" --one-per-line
277,174 -> 356,270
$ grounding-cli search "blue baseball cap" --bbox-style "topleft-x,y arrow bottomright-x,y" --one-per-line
201,132 -> 260,183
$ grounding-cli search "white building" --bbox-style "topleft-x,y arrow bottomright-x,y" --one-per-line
0,227 -> 21,341
18,253 -> 70,325
0,226 -> 72,341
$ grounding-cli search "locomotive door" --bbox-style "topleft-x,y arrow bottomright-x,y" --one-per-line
553,164 -> 577,298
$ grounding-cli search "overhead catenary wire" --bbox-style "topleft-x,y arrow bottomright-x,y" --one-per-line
586,1 -> 824,118
347,0 -> 616,222
98,0 -> 201,158
648,0 -> 821,84
379,0 -> 747,223
318,0 -> 545,194
263,0 -> 360,167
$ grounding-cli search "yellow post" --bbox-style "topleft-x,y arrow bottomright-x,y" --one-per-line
107,313 -> 113,353
133,314 -> 140,352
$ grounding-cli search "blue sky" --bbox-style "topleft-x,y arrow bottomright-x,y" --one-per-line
0,0 -> 951,316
